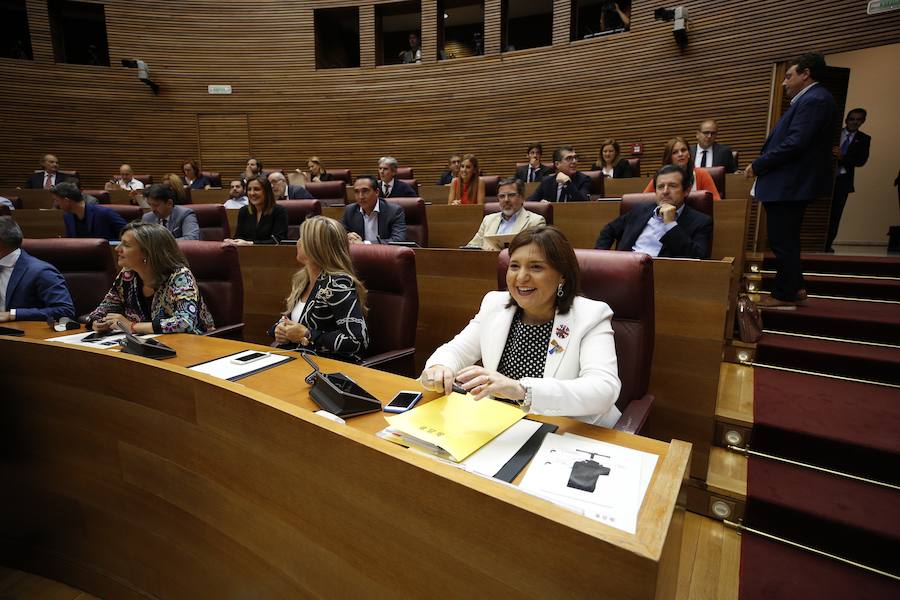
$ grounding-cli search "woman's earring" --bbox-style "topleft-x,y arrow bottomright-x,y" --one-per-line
557,282 -> 564,298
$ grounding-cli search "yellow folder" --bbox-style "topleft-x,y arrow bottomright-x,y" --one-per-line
385,392 -> 525,462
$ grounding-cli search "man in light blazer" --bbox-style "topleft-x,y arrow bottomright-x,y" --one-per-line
0,217 -> 75,323
595,165 -> 712,259
690,120 -> 738,173
746,52 -> 838,309
467,178 -> 545,250
342,175 -> 407,244
141,184 -> 200,240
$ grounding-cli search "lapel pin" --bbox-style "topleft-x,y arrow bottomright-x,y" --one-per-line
555,324 -> 569,339
548,339 -> 565,355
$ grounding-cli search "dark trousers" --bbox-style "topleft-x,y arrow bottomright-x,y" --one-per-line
827,175 -> 852,251
764,200 -> 808,301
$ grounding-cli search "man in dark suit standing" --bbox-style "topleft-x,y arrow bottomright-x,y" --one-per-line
0,217 -> 75,323
595,165 -> 712,258
690,120 -> 738,173
24,154 -> 75,188
342,176 -> 407,244
746,52 -> 838,309
377,156 -> 417,198
52,182 -> 128,241
528,146 -> 591,202
514,143 -> 553,183
827,108 -> 870,252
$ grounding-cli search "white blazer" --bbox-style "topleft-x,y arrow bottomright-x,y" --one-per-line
425,291 -> 622,428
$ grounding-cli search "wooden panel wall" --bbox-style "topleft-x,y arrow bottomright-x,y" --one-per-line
1,1 -> 899,190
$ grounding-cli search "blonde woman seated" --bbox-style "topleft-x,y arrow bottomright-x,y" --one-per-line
421,226 -> 622,427
270,216 -> 369,362
306,156 -> 333,182
88,222 -> 214,334
448,154 -> 485,205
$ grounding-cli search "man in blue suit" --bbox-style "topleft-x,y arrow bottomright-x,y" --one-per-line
0,217 -> 75,323
52,182 -> 128,241
746,52 -> 838,309
342,176 -> 407,244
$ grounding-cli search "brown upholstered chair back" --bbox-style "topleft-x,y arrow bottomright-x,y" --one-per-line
104,204 -> 143,222
201,171 -> 221,188
305,180 -> 346,200
582,170 -> 606,196
189,204 -> 230,241
480,175 -> 501,199
395,166 -> 414,179
177,241 -> 243,330
350,245 -> 418,371
82,190 -> 111,204
327,168 -> 352,183
705,166 -> 726,198
483,201 -> 554,225
277,200 -> 323,240
626,157 -> 641,177
21,237 -> 117,318
384,197 -> 428,247
496,249 -> 655,412
620,191 -> 714,218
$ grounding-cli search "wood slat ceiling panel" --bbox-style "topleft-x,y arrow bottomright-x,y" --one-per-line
1,0 -> 898,188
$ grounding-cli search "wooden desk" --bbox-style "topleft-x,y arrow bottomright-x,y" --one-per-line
1,328 -> 690,599
604,178 -> 647,197
418,184 -> 450,204
724,174 -> 752,200
190,188 -> 229,204
0,188 -> 55,209
10,208 -> 65,238
237,247 -> 731,480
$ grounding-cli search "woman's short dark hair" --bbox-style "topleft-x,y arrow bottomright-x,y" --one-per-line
506,226 -> 581,315
245,174 -> 276,215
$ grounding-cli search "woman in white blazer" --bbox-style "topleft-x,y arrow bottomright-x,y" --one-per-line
421,226 -> 622,428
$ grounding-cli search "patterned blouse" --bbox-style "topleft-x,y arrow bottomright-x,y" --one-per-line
270,272 -> 369,362
496,310 -> 554,380
88,266 -> 215,334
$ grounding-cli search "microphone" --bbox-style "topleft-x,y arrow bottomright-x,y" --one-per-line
271,235 -> 281,245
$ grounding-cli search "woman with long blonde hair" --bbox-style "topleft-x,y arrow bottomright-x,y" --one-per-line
271,216 -> 369,361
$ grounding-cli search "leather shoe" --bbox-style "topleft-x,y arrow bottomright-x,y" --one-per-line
757,295 -> 800,310
795,289 -> 808,302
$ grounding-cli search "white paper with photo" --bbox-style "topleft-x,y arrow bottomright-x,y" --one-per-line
563,432 -> 659,505
518,433 -> 645,533
47,331 -> 157,349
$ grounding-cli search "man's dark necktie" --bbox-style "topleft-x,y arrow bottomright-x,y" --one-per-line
700,150 -> 708,168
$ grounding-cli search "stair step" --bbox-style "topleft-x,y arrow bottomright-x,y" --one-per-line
761,252 -> 900,277
707,447 -> 747,500
756,333 -> 900,385
716,363 -> 753,427
758,296 -> 900,345
756,273 -> 900,301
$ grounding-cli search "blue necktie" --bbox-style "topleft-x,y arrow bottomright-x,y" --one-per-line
840,134 -> 851,155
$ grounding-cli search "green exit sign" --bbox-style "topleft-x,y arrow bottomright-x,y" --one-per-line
868,0 -> 900,14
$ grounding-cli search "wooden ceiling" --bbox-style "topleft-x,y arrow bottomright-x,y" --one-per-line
1,0 -> 899,188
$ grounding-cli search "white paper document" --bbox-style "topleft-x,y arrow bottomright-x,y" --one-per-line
188,349 -> 293,381
47,331 -> 157,349
518,433 -> 658,534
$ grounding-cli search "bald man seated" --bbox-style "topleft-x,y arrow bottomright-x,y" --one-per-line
24,154 -> 76,189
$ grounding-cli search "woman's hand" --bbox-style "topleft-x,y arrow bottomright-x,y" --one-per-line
419,364 -> 456,395
94,313 -> 131,332
222,238 -> 253,247
450,199 -> 461,206
456,366 -> 526,402
275,319 -> 309,345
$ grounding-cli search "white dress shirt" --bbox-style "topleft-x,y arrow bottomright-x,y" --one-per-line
362,202 -> 381,243
0,248 -> 22,314
118,178 -> 145,191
